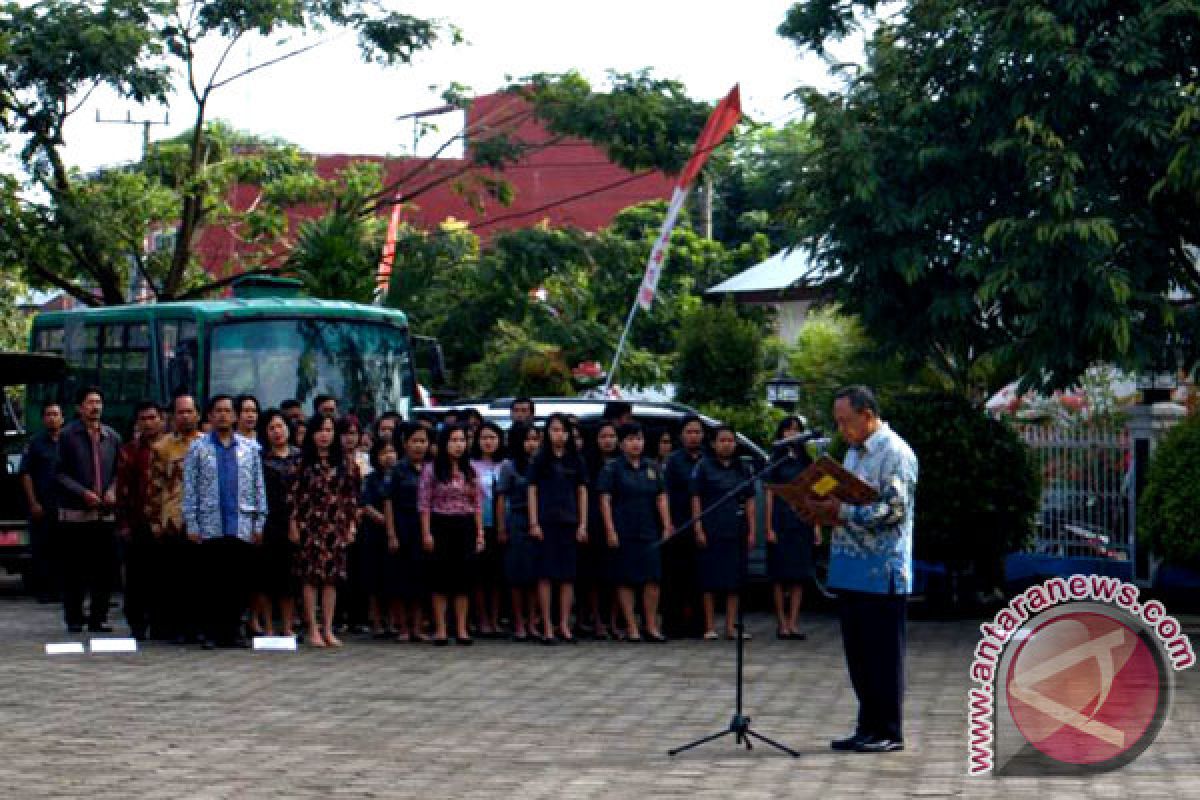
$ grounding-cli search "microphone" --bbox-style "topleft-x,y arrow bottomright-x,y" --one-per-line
772,429 -> 825,448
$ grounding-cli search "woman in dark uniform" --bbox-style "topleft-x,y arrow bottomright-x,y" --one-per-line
418,423 -> 483,645
581,421 -> 619,639
496,422 -> 540,641
765,415 -> 818,640
470,421 -> 506,638
359,438 -> 397,638
598,423 -> 672,642
527,413 -> 588,644
258,409 -> 300,637
690,425 -> 756,640
385,423 -> 430,642
662,414 -> 706,637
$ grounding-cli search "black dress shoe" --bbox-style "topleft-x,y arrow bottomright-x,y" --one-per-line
831,732 -> 869,751
87,623 -> 114,633
66,624 -> 84,634
201,638 -> 217,650
855,736 -> 905,753
432,637 -> 450,647
455,636 -> 474,646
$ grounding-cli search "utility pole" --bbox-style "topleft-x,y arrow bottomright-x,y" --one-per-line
95,109 -> 170,158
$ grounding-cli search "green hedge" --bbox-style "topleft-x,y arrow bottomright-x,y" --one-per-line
886,391 -> 1040,589
1139,414 -> 1200,567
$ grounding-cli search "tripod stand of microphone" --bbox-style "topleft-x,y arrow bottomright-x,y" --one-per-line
664,432 -> 822,759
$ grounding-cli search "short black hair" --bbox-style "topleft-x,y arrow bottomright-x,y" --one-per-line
834,385 -> 880,416
314,394 -> 337,413
511,397 -> 535,413
234,394 -> 260,415
369,436 -> 396,471
280,399 -> 301,412
134,400 -> 161,417
679,413 -> 703,432
41,401 -> 62,414
711,423 -> 736,440
616,421 -> 643,442
602,401 -> 632,421
171,392 -> 197,413
75,385 -> 103,404
206,394 -> 234,415
257,408 -> 293,443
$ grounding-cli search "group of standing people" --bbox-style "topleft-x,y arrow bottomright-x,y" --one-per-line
19,381 -> 917,754
19,392 -> 823,648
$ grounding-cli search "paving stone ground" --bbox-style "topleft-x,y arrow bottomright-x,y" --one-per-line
0,589 -> 1196,799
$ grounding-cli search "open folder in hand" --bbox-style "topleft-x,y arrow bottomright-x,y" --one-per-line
768,455 -> 880,527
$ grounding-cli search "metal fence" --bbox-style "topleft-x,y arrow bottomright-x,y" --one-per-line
1015,421 -> 1135,563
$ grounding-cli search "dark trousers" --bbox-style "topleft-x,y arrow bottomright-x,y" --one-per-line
29,515 -> 60,601
201,536 -> 254,644
123,528 -> 163,637
161,535 -> 202,639
838,590 -> 907,741
60,520 -> 117,628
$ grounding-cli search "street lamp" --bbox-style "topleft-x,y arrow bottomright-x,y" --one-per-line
766,371 -> 801,411
1136,334 -> 1183,404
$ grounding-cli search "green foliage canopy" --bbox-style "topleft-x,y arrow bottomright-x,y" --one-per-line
779,0 -> 1200,392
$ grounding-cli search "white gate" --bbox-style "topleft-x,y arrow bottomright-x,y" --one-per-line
1015,422 -> 1135,565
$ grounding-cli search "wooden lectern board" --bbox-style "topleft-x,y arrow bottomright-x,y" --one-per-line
768,455 -> 880,527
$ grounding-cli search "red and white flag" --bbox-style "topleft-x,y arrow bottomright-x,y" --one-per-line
374,198 -> 404,304
636,85 -> 742,311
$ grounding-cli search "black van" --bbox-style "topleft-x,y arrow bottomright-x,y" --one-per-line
1,353 -> 67,587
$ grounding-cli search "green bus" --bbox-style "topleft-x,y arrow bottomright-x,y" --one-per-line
28,279 -> 423,436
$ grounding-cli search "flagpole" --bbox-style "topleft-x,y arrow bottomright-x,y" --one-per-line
604,301 -> 640,394
599,84 -> 741,397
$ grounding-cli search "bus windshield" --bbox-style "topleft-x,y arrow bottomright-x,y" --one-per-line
209,318 -> 412,422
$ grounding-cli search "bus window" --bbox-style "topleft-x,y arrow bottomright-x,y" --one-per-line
35,327 -> 64,353
159,320 -> 197,400
62,323 -> 101,399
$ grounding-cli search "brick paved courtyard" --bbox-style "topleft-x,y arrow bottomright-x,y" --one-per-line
0,590 -> 1196,799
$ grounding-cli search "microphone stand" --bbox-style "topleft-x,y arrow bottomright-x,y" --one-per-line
663,447 -> 805,758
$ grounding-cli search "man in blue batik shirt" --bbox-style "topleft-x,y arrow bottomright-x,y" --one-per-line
182,395 -> 266,648
809,385 -> 918,755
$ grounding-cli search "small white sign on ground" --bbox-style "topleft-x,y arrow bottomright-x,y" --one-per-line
253,636 -> 298,651
89,638 -> 138,653
45,642 -> 86,655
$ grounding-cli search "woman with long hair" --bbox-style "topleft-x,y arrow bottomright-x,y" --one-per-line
764,415 -> 818,639
360,437 -> 398,638
336,415 -> 368,633
384,423 -> 430,642
288,414 -> 361,647
496,422 -> 540,641
418,423 -> 483,645
527,413 -> 588,644
257,409 -> 300,637
581,421 -> 619,640
469,420 -> 506,637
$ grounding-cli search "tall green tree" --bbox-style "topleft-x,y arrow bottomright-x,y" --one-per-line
779,0 -> 1200,391
0,0 -> 451,304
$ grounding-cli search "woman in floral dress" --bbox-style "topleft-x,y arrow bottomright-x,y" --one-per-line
289,414 -> 361,648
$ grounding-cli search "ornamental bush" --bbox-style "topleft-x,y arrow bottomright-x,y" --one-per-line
886,391 -> 1040,590
1138,414 -> 1200,567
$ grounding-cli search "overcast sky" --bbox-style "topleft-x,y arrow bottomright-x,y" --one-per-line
44,1 -> 860,173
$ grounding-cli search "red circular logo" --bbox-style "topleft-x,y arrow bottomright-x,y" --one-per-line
1006,611 -> 1162,766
